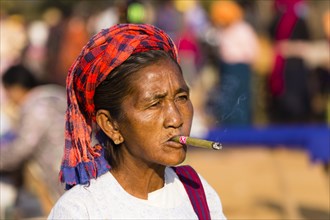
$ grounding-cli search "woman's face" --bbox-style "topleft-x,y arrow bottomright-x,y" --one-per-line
117,58 -> 193,167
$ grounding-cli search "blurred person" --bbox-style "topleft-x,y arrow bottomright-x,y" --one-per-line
48,23 -> 226,219
43,7 -> 67,86
323,10 -> 330,125
54,15 -> 89,86
45,6 -> 89,86
24,20 -> 50,78
208,0 -> 259,126
0,14 -> 28,125
0,64 -> 66,217
174,0 -> 211,39
154,0 -> 183,42
0,14 -> 28,74
176,23 -> 203,87
175,0 -> 210,85
276,9 -> 330,123
268,0 -> 312,123
87,7 -> 119,35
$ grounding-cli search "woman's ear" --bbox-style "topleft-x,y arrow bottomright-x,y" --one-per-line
96,109 -> 123,145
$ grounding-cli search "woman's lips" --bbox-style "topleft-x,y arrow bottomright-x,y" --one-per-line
166,136 -> 185,149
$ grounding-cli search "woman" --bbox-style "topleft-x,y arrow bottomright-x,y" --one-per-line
48,24 -> 226,219
209,0 -> 259,126
268,0 -> 312,123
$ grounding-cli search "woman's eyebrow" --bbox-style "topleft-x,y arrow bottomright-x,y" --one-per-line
143,92 -> 168,102
175,86 -> 190,95
142,85 -> 190,102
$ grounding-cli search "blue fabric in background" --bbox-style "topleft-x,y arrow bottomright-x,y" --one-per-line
205,124 -> 330,163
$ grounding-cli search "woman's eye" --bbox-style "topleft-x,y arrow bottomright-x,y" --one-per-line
177,95 -> 188,102
150,101 -> 161,107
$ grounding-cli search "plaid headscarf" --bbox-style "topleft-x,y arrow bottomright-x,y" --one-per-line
60,23 -> 178,188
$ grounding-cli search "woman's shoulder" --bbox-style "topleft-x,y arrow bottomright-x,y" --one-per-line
48,172 -> 112,219
57,171 -> 112,201
48,184 -> 90,219
59,182 -> 93,201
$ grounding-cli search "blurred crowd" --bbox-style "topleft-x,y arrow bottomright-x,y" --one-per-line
0,0 -> 329,218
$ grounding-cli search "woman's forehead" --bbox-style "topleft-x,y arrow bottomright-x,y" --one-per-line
132,60 -> 184,87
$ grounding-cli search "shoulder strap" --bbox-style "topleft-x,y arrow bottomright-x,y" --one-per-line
172,165 -> 211,220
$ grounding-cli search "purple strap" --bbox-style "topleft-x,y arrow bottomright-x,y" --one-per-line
172,165 -> 211,220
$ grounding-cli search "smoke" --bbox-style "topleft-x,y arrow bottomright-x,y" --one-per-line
221,94 -> 247,122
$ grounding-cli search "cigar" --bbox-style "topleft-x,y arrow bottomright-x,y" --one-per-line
171,136 -> 222,150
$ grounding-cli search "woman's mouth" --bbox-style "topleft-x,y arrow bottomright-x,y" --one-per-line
166,135 -> 186,149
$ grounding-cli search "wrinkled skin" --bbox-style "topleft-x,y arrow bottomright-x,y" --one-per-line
118,59 -> 193,167
96,58 -> 194,199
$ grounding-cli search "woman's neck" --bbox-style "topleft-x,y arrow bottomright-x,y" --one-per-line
110,161 -> 166,200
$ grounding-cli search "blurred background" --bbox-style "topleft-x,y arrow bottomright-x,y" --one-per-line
0,0 -> 329,219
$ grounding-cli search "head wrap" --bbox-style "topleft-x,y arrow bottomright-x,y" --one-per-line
60,23 -> 178,188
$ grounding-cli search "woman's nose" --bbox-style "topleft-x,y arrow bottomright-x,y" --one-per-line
163,101 -> 183,128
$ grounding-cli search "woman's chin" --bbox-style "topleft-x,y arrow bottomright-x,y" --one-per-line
164,152 -> 187,166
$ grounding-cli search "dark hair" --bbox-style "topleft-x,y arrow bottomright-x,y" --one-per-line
94,50 -> 181,168
2,64 -> 39,89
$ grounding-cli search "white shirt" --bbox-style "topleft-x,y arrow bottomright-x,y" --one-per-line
48,167 -> 226,219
